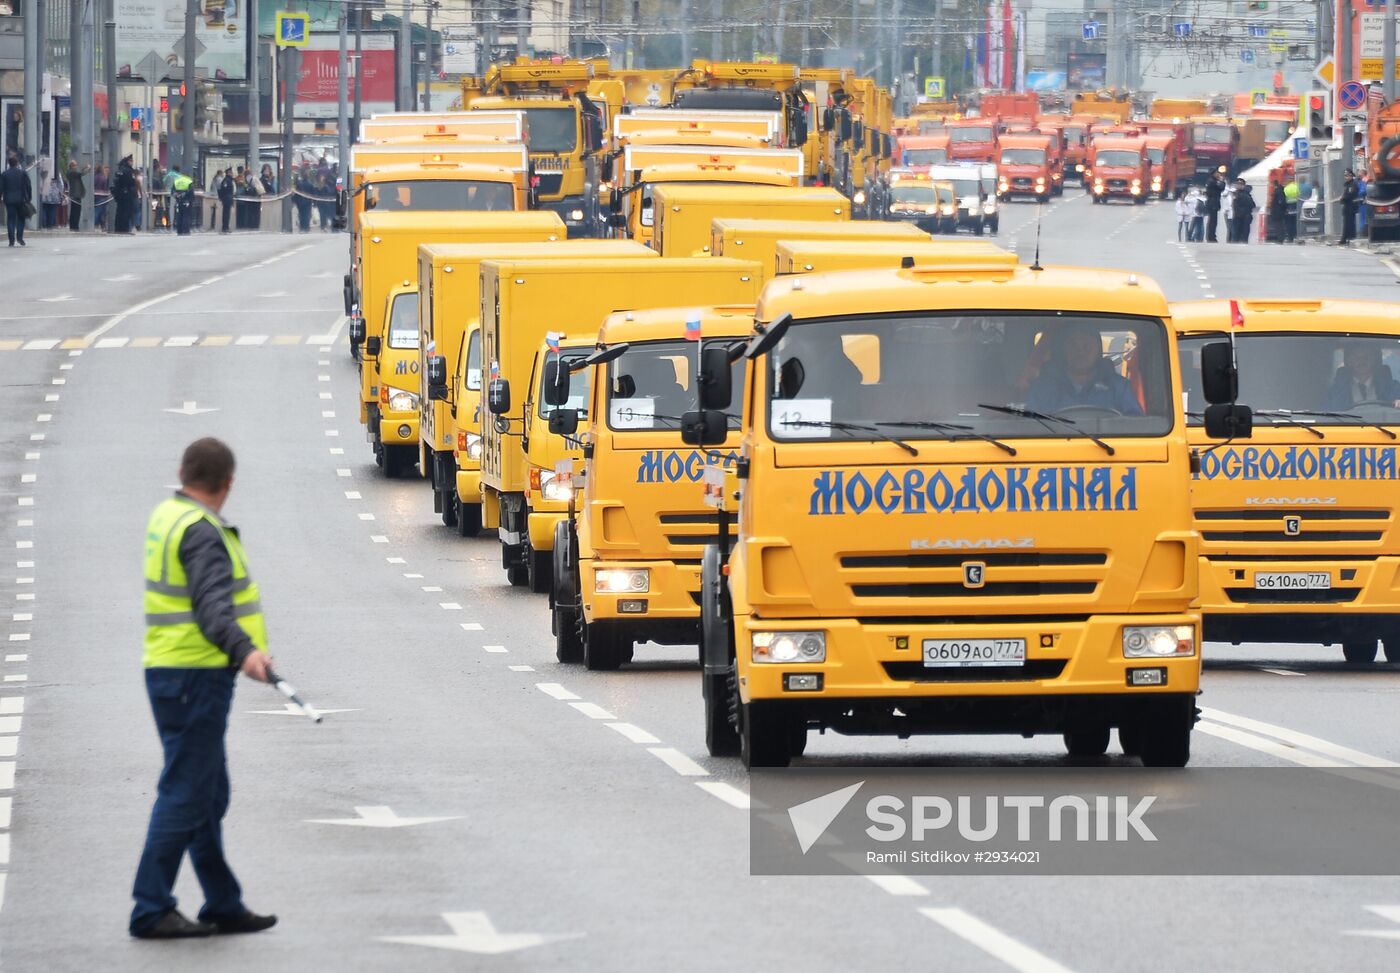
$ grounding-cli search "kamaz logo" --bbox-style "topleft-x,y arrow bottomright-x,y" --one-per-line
1284,516 -> 1302,536
963,562 -> 986,588
1244,497 -> 1338,505
911,538 -> 1034,550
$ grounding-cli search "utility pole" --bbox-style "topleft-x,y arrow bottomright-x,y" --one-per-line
249,0 -> 260,178
181,0 -> 197,172
339,2 -> 350,180
1106,0 -> 1120,89
397,0 -> 412,111
680,0 -> 691,66
354,2 -> 364,135
710,0 -> 721,60
889,0 -> 901,89
102,0 -> 117,194
22,0 -> 39,221
281,0 -> 299,231
421,1 -> 434,111
1386,0 -> 1396,103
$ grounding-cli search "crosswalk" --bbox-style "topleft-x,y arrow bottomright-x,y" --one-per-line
0,335 -> 339,351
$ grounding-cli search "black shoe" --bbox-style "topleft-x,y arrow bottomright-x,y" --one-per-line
131,909 -> 216,939
207,910 -> 277,934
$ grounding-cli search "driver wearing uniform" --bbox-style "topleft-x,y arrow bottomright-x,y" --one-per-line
1323,343 -> 1400,411
1025,323 -> 1142,416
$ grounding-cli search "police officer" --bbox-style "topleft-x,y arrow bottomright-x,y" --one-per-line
172,167 -> 194,236
131,438 -> 277,939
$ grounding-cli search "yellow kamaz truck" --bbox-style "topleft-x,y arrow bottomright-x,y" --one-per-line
549,305 -> 755,669
687,263 -> 1246,767
1174,299 -> 1400,663
709,218 -> 931,283
419,239 -> 653,533
479,256 -> 762,588
650,183 -> 849,257
774,239 -> 1014,275
669,61 -> 810,149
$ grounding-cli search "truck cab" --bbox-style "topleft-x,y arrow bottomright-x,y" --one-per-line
881,171 -> 958,233
1174,299 -> 1400,664
711,216 -> 932,282
1189,117 -> 1239,179
371,284 -> 423,477
1087,137 -> 1150,204
924,163 -> 999,234
895,134 -> 950,168
996,134 -> 1061,201
1143,132 -> 1187,199
944,118 -> 999,164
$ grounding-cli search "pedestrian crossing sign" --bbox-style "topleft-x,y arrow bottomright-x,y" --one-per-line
924,77 -> 946,99
276,12 -> 310,48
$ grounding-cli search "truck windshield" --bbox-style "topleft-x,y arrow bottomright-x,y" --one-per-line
672,88 -> 784,113
537,350 -> 592,419
607,338 -> 746,432
1095,150 -> 1140,168
949,177 -> 990,200
1146,147 -> 1165,164
1193,125 -> 1233,144
903,148 -> 948,165
949,126 -> 993,143
890,184 -> 939,203
387,292 -> 420,349
465,330 -> 482,390
767,313 -> 1173,441
369,180 -> 515,211
1179,331 -> 1400,424
1000,148 -> 1045,165
1063,126 -> 1085,145
524,107 -> 578,154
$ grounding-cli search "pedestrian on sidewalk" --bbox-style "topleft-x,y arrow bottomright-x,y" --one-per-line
217,169 -> 234,234
94,165 -> 110,230
66,160 -> 89,231
41,171 -> 63,228
1,153 -> 32,247
130,438 -> 278,941
1283,174 -> 1300,243
1205,169 -> 1223,242
1268,177 -> 1287,243
113,155 -> 137,233
1341,169 -> 1359,245
1222,178 -> 1236,242
1186,186 -> 1206,242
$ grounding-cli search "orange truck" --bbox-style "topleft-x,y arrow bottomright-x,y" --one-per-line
895,134 -> 950,167
1368,100 -> 1400,241
944,117 -> 999,164
980,92 -> 1039,126
1087,136 -> 1150,204
1144,131 -> 1191,199
1189,116 -> 1239,179
996,133 -> 1062,201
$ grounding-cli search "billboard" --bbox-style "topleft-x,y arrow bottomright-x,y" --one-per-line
296,32 -> 397,119
115,0 -> 250,82
1067,52 -> 1106,90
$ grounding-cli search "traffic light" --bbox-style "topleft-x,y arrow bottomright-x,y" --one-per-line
1247,0 -> 1267,11
168,86 -> 186,134
159,95 -> 169,113
1307,90 -> 1333,142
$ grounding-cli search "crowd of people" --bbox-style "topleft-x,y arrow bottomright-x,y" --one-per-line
1174,166 -> 1372,247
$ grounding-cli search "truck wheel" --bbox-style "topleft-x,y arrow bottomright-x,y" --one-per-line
703,667 -> 740,757
440,492 -> 458,528
456,498 -> 482,537
1118,724 -> 1143,757
741,702 -> 795,769
1064,726 -> 1111,757
1135,700 -> 1194,768
553,593 -> 583,664
583,620 -> 626,671
1343,640 -> 1378,664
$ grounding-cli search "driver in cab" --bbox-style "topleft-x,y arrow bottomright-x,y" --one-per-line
1025,323 -> 1143,416
1323,343 -> 1400,410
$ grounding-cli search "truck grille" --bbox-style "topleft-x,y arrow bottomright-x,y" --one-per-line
1011,177 -> 1032,187
533,171 -> 564,196
1222,588 -> 1360,604
839,551 -> 1107,601
1196,508 -> 1388,545
659,512 -> 733,551
1107,179 -> 1127,189
883,660 -> 1066,682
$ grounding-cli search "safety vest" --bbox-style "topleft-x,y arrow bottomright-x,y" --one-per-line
173,174 -> 193,192
143,496 -> 268,668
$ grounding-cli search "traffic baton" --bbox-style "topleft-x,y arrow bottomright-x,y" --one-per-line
268,668 -> 323,723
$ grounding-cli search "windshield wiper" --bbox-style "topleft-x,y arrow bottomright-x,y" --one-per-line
1285,409 -> 1398,440
781,419 -> 920,456
977,403 -> 1115,456
877,420 -> 1017,456
1201,409 -> 1326,439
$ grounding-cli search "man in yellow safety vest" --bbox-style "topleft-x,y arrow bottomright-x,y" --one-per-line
130,438 -> 278,940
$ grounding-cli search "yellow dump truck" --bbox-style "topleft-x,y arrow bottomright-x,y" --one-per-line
651,183 -> 849,257
775,239 -> 1014,275
709,218 -> 932,283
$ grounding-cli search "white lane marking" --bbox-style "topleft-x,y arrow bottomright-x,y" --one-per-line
345,491 -> 362,500
11,615 -> 30,622
371,535 -> 389,544
460,623 -> 483,631
321,411 -> 336,419
320,392 -> 334,400
694,781 -> 751,809
1201,707 -> 1399,767
0,718 -> 18,733
28,435 -> 43,442
14,595 -> 33,602
318,374 -> 331,382
43,395 -> 57,403
421,585 -> 442,593
164,336 -> 198,347
236,335 -> 269,346
1261,668 -> 1304,677
0,699 -> 21,714
23,453 -> 37,460
386,557 -> 406,564
4,656 -> 27,663
16,499 -> 33,507
920,908 -> 1077,973
329,447 -> 344,455
7,635 -> 30,642
358,513 -> 376,521
21,339 -> 58,350
35,415 -> 50,423
1197,722 -> 1336,767
325,430 -> 339,437
0,796 -> 10,826
508,665 -> 535,672
336,469 -> 351,477
95,337 -> 129,348
20,475 -> 35,484
318,360 -> 330,366
15,579 -> 33,585
866,874 -> 930,896
14,563 -> 32,569
483,645 -> 506,653
647,747 -> 709,777
440,603 -> 463,611
536,683 -> 580,701
15,542 -> 32,550
0,739 -> 16,759
3,676 -> 26,683
570,702 -> 616,720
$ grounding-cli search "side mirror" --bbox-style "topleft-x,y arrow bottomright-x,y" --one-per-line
698,344 -> 734,410
364,336 -> 381,358
745,313 -> 793,361
680,410 -> 727,447
822,107 -> 835,132
608,187 -> 622,212
840,114 -> 853,142
427,355 -> 449,400
607,212 -> 629,228
1200,341 -> 1238,405
549,408 -> 580,436
349,318 -> 366,345
586,115 -> 604,153
364,189 -> 377,210
488,378 -> 511,415
1203,403 -> 1253,440
853,120 -> 864,146
543,359 -> 570,406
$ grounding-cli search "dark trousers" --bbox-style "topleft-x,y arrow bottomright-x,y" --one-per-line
296,197 -> 312,232
1206,209 -> 1219,242
1231,215 -> 1252,243
175,193 -> 193,235
68,200 -> 81,230
221,200 -> 232,232
130,668 -> 244,934
5,203 -> 24,244
1342,205 -> 1357,243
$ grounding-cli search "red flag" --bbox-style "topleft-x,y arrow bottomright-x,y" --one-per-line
1229,299 -> 1245,329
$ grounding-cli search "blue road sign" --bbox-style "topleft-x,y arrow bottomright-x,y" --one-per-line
130,107 -> 152,126
1173,22 -> 1191,38
1339,80 -> 1367,110
1249,25 -> 1268,38
275,11 -> 310,48
1293,136 -> 1309,159
1241,49 -> 1256,64
1082,21 -> 1100,40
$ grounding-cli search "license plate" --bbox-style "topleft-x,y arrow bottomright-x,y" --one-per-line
923,638 -> 1026,668
1254,572 -> 1331,590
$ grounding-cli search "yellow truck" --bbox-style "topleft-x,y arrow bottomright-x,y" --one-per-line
463,59 -> 608,236
651,183 -> 849,257
687,263 -> 1241,767
418,239 -> 654,533
352,211 -> 567,473
670,62 -> 810,149
613,109 -> 782,145
549,305 -> 756,668
799,67 -> 854,185
479,256 -> 762,588
1174,299 -> 1400,663
709,218 -> 932,283
370,283 -> 424,476
775,239 -> 1014,275
358,112 -> 527,143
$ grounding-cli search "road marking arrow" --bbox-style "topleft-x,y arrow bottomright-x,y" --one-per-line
249,703 -> 359,717
306,805 -> 463,829
163,401 -> 219,416
378,912 -> 580,955
1345,905 -> 1400,939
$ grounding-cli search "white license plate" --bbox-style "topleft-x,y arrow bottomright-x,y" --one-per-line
1254,572 -> 1331,590
922,638 -> 1026,668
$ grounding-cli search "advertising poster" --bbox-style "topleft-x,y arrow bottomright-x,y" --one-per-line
115,0 -> 250,81
296,32 -> 397,119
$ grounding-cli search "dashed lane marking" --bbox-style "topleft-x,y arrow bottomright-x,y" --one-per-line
569,702 -> 616,721
536,683 -> 580,701
482,644 -> 506,653
508,665 -> 535,672
647,747 -> 709,777
920,908 -> 1077,973
694,781 -> 750,810
865,874 -> 930,896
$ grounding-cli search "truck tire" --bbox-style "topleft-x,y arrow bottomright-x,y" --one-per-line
1135,699 -> 1194,768
1118,724 -> 1143,757
1064,726 -> 1111,757
456,498 -> 482,537
741,702 -> 795,769
1343,640 -> 1378,664
440,493 -> 458,528
583,620 -> 627,671
551,522 -> 583,663
1379,137 -> 1400,181
700,546 -> 741,756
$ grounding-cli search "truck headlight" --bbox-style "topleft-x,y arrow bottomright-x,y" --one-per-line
853,190 -> 867,205
387,389 -> 419,412
538,470 -> 575,502
1131,178 -> 1142,188
1035,177 -> 1046,186
595,568 -> 650,593
465,433 -> 482,460
1151,176 -> 1162,187
940,204 -> 956,216
982,201 -> 997,214
752,630 -> 826,663
1122,625 -> 1195,658
1093,182 -> 1104,194
998,179 -> 1009,191
568,208 -> 585,222
1075,163 -> 1085,172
